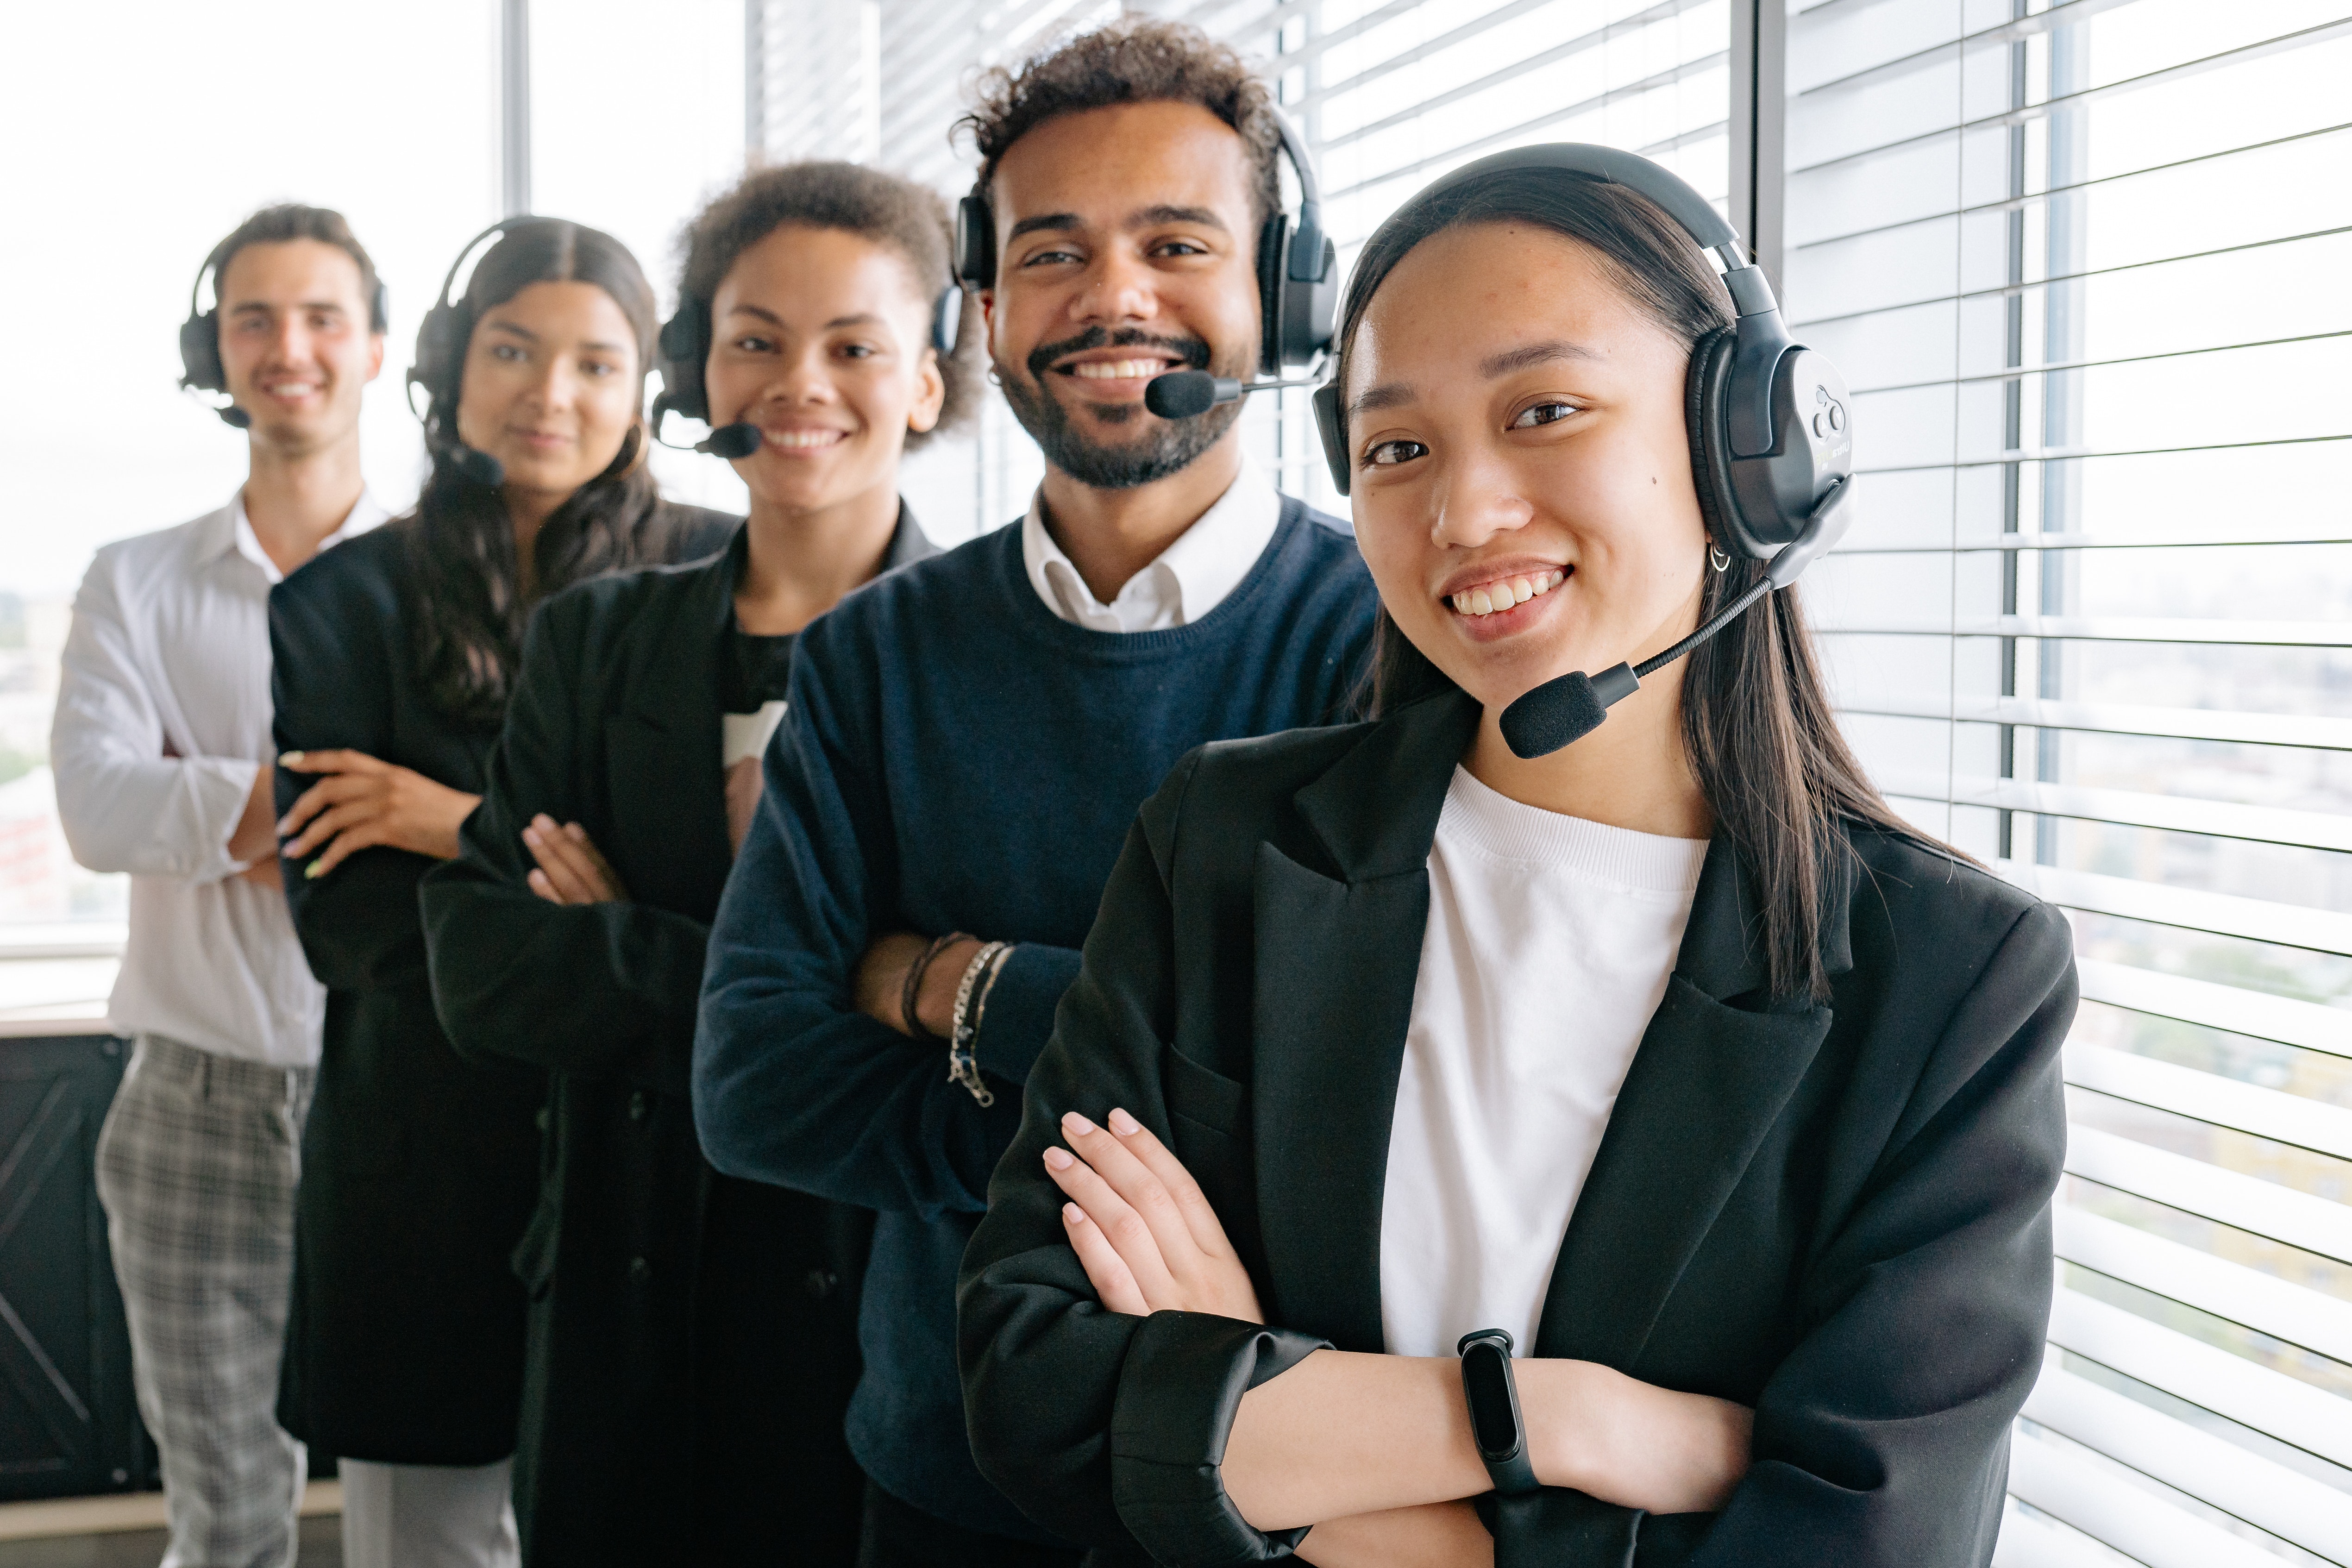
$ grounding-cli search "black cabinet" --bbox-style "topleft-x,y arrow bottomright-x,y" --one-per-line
0,1032 -> 145,1499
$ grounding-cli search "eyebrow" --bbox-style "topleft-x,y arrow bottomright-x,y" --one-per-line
726,304 -> 891,332
1480,339 -> 1601,376
1350,339 -> 1605,416
226,300 -> 348,317
1004,204 -> 1232,242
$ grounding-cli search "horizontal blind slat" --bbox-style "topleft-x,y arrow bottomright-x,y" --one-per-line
2006,1430 -> 2292,1568
1886,778 -> 2352,854
1992,859 -> 2352,960
1820,613 -> 2352,646
2073,958 -> 2352,1061
1989,1503 -> 2119,1568
1836,695 -> 2352,751
2064,1126 -> 2352,1266
2048,1288 -> 2352,1467
2054,1206 -> 2352,1366
2065,1041 -> 2352,1159
1841,528 -> 2352,553
2020,1365 -> 2352,1562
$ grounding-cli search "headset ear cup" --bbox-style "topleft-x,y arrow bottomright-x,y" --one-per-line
1256,213 -> 1289,378
656,303 -> 710,424
930,285 -> 963,358
1686,325 -> 1745,558
955,195 -> 996,290
1312,381 -> 1350,496
178,311 -> 224,392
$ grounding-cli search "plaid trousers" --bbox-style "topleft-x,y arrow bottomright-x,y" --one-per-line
96,1034 -> 314,1568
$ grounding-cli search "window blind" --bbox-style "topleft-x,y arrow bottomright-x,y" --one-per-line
745,0 -> 1733,535
1784,0 -> 2352,1562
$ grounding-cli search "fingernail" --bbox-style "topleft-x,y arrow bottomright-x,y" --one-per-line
1063,1203 -> 1085,1225
1043,1147 -> 1074,1171
278,751 -> 302,765
1108,1108 -> 1141,1136
564,823 -> 586,840
275,818 -> 291,835
303,861 -> 324,879
1062,1111 -> 1095,1136
522,826 -> 540,844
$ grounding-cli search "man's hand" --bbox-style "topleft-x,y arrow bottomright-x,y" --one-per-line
1043,1106 -> 1264,1323
854,931 -> 984,1037
522,815 -> 627,904
277,749 -> 480,876
228,762 -> 282,887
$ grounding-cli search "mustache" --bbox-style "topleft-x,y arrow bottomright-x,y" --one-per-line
1024,326 -> 1212,388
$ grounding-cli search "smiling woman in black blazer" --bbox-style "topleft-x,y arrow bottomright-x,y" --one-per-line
270,219 -> 730,1563
958,156 -> 2077,1567
419,163 -> 972,1566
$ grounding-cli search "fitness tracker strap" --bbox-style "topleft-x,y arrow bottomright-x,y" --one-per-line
1458,1328 -> 1543,1496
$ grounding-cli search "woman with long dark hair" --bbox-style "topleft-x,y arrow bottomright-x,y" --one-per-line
269,218 -> 731,1568
959,153 -> 2076,1567
419,162 -> 973,1566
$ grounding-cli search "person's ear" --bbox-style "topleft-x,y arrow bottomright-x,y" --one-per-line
909,345 -> 947,435
365,331 -> 386,384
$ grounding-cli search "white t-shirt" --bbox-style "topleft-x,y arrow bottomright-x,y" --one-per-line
1379,766 -> 1706,1359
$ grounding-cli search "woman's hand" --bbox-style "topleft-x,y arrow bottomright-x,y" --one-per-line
276,749 -> 480,875
1044,1107 -> 1263,1323
521,814 -> 627,904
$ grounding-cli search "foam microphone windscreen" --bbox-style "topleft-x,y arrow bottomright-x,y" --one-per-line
701,421 -> 762,459
219,405 -> 252,429
453,446 -> 506,487
1499,671 -> 1612,759
1144,370 -> 1218,420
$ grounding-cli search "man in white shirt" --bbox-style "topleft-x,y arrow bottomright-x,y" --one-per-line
52,204 -> 387,1568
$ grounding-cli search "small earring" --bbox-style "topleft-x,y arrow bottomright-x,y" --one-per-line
1709,543 -> 1732,573
985,364 -> 1003,388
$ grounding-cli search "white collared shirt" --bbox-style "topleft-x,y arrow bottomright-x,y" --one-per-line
1019,455 -> 1282,633
50,489 -> 387,1067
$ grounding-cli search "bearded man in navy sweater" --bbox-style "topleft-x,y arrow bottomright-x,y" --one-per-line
692,18 -> 1378,1567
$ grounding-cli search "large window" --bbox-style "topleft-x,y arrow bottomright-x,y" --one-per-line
1787,0 -> 2352,1559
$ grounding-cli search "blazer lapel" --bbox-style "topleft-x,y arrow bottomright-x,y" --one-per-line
1250,691 -> 1477,1353
1532,836 -> 1850,1367
607,540 -> 739,916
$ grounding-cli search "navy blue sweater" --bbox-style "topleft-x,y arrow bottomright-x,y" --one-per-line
693,497 -> 1377,1539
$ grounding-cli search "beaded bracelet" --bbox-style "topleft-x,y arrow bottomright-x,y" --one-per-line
948,941 -> 1013,1107
901,931 -> 970,1041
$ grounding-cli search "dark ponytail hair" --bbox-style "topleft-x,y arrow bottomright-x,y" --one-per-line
406,220 -> 686,727
1339,168 -> 1940,1002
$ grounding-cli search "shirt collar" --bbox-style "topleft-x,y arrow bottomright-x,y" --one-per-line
1019,453 -> 1282,631
228,487 -> 390,584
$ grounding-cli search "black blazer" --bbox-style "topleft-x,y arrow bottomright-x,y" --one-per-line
418,513 -> 930,1563
958,689 -> 2076,1568
270,504 -> 733,1465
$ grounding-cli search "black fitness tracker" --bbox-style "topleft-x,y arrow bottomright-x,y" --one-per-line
1457,1328 -> 1542,1496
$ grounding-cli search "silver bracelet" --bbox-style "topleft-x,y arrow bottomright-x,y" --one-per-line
948,941 -> 1012,1107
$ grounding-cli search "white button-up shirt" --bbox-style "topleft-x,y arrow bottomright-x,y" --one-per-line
1020,455 -> 1283,632
50,490 -> 386,1066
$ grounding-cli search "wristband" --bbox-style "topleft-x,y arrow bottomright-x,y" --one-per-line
1457,1328 -> 1542,1496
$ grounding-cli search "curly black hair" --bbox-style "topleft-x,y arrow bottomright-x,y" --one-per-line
957,16 -> 1282,226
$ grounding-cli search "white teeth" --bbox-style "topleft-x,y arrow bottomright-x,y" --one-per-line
1449,568 -> 1565,617
767,429 -> 847,449
1069,359 -> 1172,380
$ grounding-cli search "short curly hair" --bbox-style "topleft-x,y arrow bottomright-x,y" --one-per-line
958,16 -> 1282,226
676,161 -> 975,445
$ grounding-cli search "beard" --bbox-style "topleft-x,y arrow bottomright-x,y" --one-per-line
998,326 -> 1250,490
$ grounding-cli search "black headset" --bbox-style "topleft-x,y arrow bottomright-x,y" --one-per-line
1311,144 -> 1851,564
178,238 -> 390,428
406,216 -> 564,424
652,272 -> 965,434
1308,144 -> 1855,758
952,107 -> 1339,377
